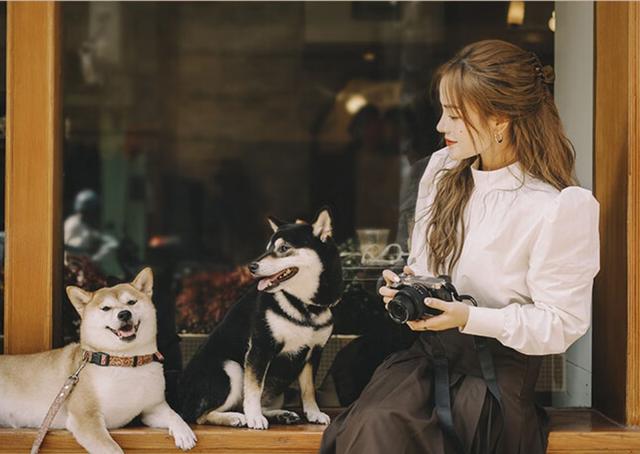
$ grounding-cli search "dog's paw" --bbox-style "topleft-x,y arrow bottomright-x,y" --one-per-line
227,413 -> 247,427
245,411 -> 269,430
275,410 -> 301,425
305,410 -> 331,425
266,409 -> 301,425
169,420 -> 197,451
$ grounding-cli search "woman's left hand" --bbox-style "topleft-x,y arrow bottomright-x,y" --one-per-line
406,298 -> 471,332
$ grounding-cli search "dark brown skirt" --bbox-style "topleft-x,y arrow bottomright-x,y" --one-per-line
319,329 -> 549,454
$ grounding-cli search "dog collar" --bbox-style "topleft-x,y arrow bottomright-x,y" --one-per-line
82,350 -> 164,367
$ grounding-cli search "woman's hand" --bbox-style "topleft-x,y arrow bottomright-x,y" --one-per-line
406,298 -> 470,332
378,266 -> 415,306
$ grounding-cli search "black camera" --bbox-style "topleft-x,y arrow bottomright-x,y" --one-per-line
385,274 -> 464,324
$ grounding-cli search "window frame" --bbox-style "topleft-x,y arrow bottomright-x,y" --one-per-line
3,1 -> 639,426
4,1 -> 62,355
592,0 -> 640,426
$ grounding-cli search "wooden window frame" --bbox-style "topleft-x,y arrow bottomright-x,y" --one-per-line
593,0 -> 640,426
3,1 -> 640,427
4,1 -> 61,355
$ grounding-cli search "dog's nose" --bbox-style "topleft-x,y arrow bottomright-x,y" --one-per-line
249,262 -> 259,274
118,310 -> 132,322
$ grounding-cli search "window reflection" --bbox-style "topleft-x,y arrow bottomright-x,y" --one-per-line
61,1 -> 557,407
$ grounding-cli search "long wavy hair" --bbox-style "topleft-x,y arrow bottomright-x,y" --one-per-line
426,39 -> 576,275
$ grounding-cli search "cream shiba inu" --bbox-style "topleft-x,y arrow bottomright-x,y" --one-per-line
0,268 -> 196,453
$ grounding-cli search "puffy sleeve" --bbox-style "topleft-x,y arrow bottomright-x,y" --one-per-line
460,187 -> 600,355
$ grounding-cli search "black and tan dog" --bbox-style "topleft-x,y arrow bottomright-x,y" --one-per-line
179,209 -> 342,429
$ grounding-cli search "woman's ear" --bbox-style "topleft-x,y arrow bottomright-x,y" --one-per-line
494,117 -> 510,136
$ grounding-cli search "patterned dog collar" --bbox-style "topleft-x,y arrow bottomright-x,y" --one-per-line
82,350 -> 164,367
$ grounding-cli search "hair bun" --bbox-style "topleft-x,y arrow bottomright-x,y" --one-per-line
541,65 -> 555,85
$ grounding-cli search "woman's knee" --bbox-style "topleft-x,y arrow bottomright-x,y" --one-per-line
354,408 -> 406,432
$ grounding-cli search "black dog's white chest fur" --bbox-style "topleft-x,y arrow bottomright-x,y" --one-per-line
266,292 -> 333,356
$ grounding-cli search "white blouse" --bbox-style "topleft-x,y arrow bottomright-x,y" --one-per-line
407,147 -> 600,355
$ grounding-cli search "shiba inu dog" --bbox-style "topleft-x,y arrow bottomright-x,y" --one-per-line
179,209 -> 343,430
0,268 -> 196,453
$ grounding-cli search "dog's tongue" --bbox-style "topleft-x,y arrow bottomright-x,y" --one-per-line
118,325 -> 135,337
258,278 -> 273,292
256,268 -> 295,291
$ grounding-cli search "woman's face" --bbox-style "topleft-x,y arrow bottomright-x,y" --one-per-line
436,81 -> 492,161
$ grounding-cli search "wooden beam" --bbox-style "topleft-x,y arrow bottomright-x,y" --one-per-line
626,0 -> 640,427
0,410 -> 637,453
594,1 -> 640,426
593,1 -> 630,425
4,2 -> 62,354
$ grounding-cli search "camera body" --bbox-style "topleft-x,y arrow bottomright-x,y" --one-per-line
386,274 -> 461,324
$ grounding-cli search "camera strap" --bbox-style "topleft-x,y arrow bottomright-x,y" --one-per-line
430,333 -> 467,454
473,335 -> 504,453
462,294 -> 505,450
473,336 -> 503,406
430,332 -> 504,454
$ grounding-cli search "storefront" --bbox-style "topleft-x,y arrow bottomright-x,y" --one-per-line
1,1 -> 640,452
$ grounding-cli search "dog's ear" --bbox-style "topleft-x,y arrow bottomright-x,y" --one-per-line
132,267 -> 154,297
312,208 -> 333,242
66,286 -> 93,318
267,216 -> 285,232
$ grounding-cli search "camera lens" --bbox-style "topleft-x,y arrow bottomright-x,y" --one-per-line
385,279 -> 452,324
387,293 -> 415,324
387,301 -> 409,323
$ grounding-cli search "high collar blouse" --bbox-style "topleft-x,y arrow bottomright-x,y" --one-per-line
408,147 -> 600,355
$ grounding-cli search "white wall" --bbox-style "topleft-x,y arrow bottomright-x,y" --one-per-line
553,1 -> 594,407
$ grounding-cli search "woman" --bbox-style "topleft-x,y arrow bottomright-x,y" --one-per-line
320,40 -> 600,454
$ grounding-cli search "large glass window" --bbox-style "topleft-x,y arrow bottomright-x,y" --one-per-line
61,2 -> 581,409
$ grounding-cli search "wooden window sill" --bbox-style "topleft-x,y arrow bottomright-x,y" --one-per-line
0,409 -> 638,453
